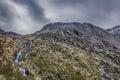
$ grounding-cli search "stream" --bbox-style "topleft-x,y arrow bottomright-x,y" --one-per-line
14,40 -> 32,76
14,49 -> 24,66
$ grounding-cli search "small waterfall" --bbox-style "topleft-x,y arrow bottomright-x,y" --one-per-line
22,69 -> 27,76
14,49 -> 24,66
14,40 -> 33,76
28,40 -> 32,47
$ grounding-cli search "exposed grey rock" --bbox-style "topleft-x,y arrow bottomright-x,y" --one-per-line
106,25 -> 120,35
34,22 -> 120,54
94,47 -> 103,53
28,40 -> 33,47
35,22 -> 110,38
98,67 -> 113,80
0,49 -> 3,54
106,25 -> 120,42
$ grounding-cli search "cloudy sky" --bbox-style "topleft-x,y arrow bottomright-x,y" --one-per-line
0,0 -> 120,34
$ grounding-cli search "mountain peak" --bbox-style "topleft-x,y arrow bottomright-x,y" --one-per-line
106,25 -> 120,34
35,22 -> 109,38
39,22 -> 82,33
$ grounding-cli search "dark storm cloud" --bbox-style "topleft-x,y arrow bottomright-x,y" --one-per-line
0,2 -> 12,20
0,0 -> 49,34
51,0 -> 119,13
42,0 -> 120,28
0,1 -> 15,29
13,0 -> 48,22
51,0 -> 89,5
0,0 -> 120,34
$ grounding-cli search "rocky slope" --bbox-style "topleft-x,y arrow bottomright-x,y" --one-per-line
0,22 -> 120,80
106,25 -> 120,35
20,36 -> 120,80
35,22 -> 120,53
106,25 -> 120,42
27,22 -> 120,80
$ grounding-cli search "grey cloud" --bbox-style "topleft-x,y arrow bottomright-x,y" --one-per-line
13,0 -> 48,22
41,0 -> 120,28
0,0 -> 120,34
0,1 -> 15,30
0,0 -> 50,34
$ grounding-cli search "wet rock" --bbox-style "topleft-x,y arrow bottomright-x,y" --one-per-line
59,31 -> 65,37
78,44 -> 85,49
94,47 -> 103,53
0,49 -> 3,54
85,47 -> 90,51
14,49 -> 24,65
98,67 -> 113,80
28,40 -> 33,47
22,68 -> 28,76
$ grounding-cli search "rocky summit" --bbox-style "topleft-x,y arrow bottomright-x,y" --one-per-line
0,22 -> 120,80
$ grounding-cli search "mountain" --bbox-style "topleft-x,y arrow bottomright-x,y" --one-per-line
35,22 -> 120,53
0,29 -> 5,34
0,22 -> 120,80
35,22 -> 109,38
106,25 -> 120,35
28,22 -> 120,80
35,22 -> 116,43
0,28 -> 21,37
106,25 -> 120,42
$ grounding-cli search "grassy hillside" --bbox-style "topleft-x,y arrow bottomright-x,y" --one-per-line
0,35 -> 33,80
20,35 -> 120,80
0,33 -> 120,80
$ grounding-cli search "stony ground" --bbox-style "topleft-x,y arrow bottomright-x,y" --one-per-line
0,34 -> 120,80
20,35 -> 120,80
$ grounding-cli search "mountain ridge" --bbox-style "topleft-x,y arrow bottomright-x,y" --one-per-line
106,25 -> 120,34
35,22 -> 108,36
34,22 -> 120,49
0,22 -> 120,80
0,28 -> 21,38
